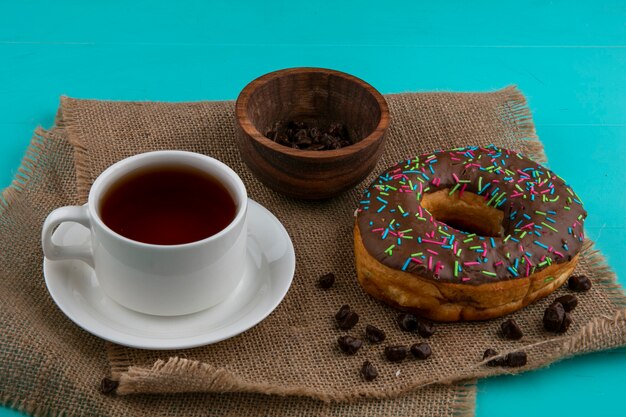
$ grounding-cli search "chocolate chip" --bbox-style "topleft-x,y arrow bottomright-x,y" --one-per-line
483,348 -> 497,360
416,318 -> 436,338
338,311 -> 359,330
568,275 -> 592,292
294,129 -> 312,148
318,273 -> 335,289
274,132 -> 290,146
410,342 -> 432,360
543,302 -> 566,332
360,360 -> 378,381
308,126 -> 321,140
397,313 -> 418,332
559,312 -> 572,333
500,318 -> 523,340
384,345 -> 408,362
552,294 -> 578,312
483,348 -> 505,367
328,122 -> 346,137
365,325 -> 386,344
335,304 -> 350,322
266,120 -> 351,150
505,351 -> 527,367
100,377 -> 119,395
288,120 -> 307,130
338,335 -> 363,355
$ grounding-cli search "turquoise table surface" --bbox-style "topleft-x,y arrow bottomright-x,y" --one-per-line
1,1 -> 624,416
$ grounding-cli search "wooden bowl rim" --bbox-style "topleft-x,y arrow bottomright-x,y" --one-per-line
235,67 -> 389,160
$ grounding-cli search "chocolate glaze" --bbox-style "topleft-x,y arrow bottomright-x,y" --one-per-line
356,145 -> 586,285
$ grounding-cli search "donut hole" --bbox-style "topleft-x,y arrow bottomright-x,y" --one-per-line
421,189 -> 504,237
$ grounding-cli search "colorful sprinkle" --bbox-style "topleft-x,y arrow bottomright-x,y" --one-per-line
356,145 -> 587,285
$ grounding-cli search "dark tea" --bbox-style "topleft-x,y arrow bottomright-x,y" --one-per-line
100,164 -> 237,245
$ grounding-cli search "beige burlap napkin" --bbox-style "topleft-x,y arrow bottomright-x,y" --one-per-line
1,87 -> 623,417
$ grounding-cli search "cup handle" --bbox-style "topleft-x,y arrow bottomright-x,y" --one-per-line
41,206 -> 94,268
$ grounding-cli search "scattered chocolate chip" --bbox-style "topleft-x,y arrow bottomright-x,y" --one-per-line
384,345 -> 408,362
337,309 -> 359,330
365,325 -> 386,344
483,348 -> 497,360
483,348 -> 505,367
500,318 -> 523,340
559,312 -> 572,333
338,335 -> 363,355
416,318 -> 436,338
543,302 -> 566,332
100,377 -> 119,395
568,275 -> 592,292
397,313 -> 418,332
360,360 -> 378,381
318,273 -> 335,289
505,351 -> 527,367
410,342 -> 432,360
552,294 -> 578,312
335,304 -> 350,322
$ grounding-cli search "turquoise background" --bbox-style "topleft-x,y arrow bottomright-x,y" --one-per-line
1,1 -> 624,415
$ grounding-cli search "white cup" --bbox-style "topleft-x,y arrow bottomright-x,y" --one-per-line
41,151 -> 248,316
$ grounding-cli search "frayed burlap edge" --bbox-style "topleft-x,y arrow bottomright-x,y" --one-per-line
57,97 -> 92,203
0,128 -> 79,417
0,394 -> 67,417
450,381 -> 477,417
0,128 -> 47,217
103,87 -> 625,401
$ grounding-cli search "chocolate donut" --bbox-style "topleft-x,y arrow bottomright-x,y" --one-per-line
354,145 -> 586,321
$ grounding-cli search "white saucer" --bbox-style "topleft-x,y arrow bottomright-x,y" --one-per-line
43,199 -> 295,350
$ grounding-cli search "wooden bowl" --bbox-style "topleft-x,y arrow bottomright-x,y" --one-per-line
235,67 -> 389,199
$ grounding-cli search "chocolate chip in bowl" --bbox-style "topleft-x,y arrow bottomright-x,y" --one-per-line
266,120 -> 352,151
235,67 -> 390,199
